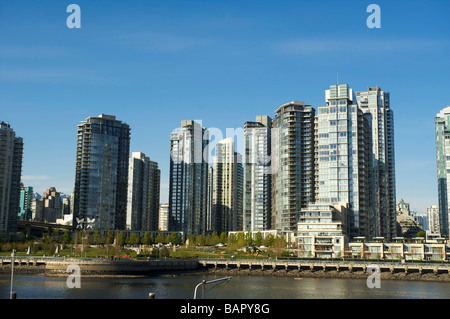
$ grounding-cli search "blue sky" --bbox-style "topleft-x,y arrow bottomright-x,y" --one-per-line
0,0 -> 449,213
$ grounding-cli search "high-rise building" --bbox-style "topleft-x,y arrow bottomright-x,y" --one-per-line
73,114 -> 131,232
315,84 -> 370,239
435,106 -> 450,237
168,120 -> 209,236
41,187 -> 62,223
271,101 -> 315,232
427,205 -> 440,234
212,138 -> 243,233
243,116 -> 272,231
126,152 -> 160,231
159,203 -> 169,231
0,122 -> 23,240
356,86 -> 396,240
19,186 -> 33,221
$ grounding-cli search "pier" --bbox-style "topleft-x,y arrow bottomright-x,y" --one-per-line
198,258 -> 450,275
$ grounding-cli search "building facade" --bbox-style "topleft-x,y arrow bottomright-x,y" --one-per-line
315,84 -> 370,239
271,101 -> 315,232
73,114 -> 131,231
41,187 -> 62,223
0,122 -> 23,240
19,186 -> 33,221
356,86 -> 396,240
427,205 -> 440,235
435,106 -> 450,237
212,138 -> 243,233
126,152 -> 160,231
168,120 -> 209,235
243,116 -> 272,231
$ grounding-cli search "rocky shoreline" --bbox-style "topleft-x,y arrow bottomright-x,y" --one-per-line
203,267 -> 450,282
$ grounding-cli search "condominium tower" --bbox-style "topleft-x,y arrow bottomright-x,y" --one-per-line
126,152 -> 160,231
73,114 -> 131,231
168,120 -> 209,235
271,101 -> 315,232
316,84 -> 370,239
243,116 -> 272,231
435,106 -> 450,237
0,122 -> 23,240
212,137 -> 243,233
356,86 -> 396,240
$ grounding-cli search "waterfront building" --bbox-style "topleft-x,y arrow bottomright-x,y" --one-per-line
435,106 -> 450,237
127,152 -> 160,231
243,116 -> 272,231
19,186 -> 33,221
73,114 -> 131,231
271,101 -> 315,232
315,84 -> 370,239
296,202 -> 348,259
0,122 -> 23,240
212,138 -> 243,233
168,120 -> 209,236
356,86 -> 396,240
427,205 -> 440,235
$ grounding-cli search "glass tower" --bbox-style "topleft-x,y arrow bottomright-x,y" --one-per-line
169,120 -> 209,236
356,86 -> 396,240
212,137 -> 243,233
243,116 -> 272,231
272,101 -> 315,232
126,152 -> 160,231
0,122 -> 23,240
73,114 -> 131,232
316,84 -> 370,239
435,106 -> 450,237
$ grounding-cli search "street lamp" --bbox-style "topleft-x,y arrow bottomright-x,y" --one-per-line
10,249 -> 17,299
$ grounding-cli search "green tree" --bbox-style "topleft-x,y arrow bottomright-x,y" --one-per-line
93,230 -> 101,245
129,232 -> 141,245
196,234 -> 205,246
254,232 -> 263,246
170,233 -> 180,245
142,231 -> 153,245
155,233 -> 165,244
219,232 -> 227,244
63,230 -> 72,245
160,246 -> 170,258
417,231 -> 425,237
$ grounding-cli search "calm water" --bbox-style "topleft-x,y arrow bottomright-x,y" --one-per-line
0,274 -> 449,299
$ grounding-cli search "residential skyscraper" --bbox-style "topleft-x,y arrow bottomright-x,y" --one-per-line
41,187 -> 62,223
243,116 -> 272,231
427,205 -> 440,234
271,101 -> 315,232
0,122 -> 23,240
168,120 -> 209,236
356,86 -> 396,240
73,114 -> 131,232
316,84 -> 370,239
435,106 -> 450,237
212,138 -> 243,233
126,152 -> 160,231
19,186 -> 33,221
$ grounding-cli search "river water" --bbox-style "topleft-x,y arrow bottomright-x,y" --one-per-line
0,273 -> 449,299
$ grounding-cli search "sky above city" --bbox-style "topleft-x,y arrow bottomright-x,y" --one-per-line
1,0 -> 449,213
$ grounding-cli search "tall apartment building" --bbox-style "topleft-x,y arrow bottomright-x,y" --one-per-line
271,101 -> 315,232
126,152 -> 160,231
212,138 -> 243,233
0,122 -> 23,240
356,86 -> 396,240
41,187 -> 62,223
435,106 -> 450,237
19,185 -> 33,221
159,203 -> 169,231
315,84 -> 370,239
73,114 -> 131,232
243,116 -> 272,231
168,120 -> 209,235
426,205 -> 440,234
